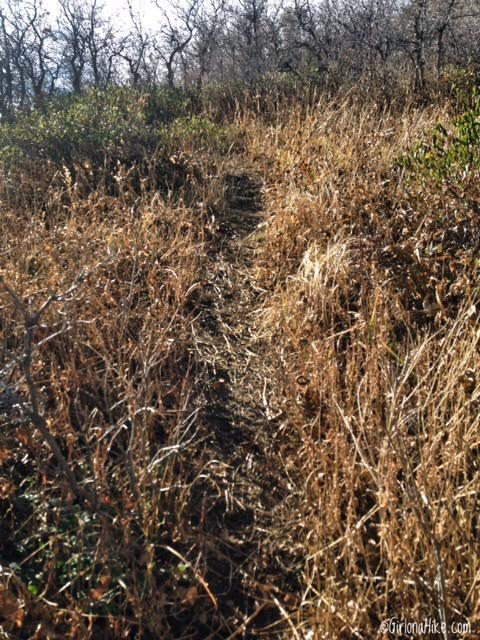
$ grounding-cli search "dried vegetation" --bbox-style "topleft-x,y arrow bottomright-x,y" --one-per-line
1,82 -> 479,638
242,89 -> 480,637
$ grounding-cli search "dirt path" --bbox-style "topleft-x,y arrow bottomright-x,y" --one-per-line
188,173 -> 302,638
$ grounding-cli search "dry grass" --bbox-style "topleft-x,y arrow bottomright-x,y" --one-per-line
1,86 -> 479,638
241,94 -> 480,637
0,157 -> 227,637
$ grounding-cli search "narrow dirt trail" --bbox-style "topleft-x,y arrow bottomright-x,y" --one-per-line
189,173 -> 302,637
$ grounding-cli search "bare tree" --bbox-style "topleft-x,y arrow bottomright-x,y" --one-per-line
190,0 -> 225,90
429,0 -> 480,79
153,0 -> 201,89
0,0 -> 479,109
230,0 -> 269,81
290,0 -> 342,82
397,0 -> 472,90
0,0 -> 58,111
57,0 -> 88,92
0,5 -> 17,114
10,0 -> 58,106
335,0 -> 401,91
119,0 -> 152,87
57,0 -> 122,91
83,0 -> 123,86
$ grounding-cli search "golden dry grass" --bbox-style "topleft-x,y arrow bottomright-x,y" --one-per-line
0,87 -> 479,638
241,95 -> 480,637
0,159 -> 223,636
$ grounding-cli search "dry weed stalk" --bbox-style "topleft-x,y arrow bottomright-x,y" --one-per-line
0,274 -> 97,508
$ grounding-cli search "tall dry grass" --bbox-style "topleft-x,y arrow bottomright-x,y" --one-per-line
241,95 -> 480,637
1,85 -> 479,639
0,154 -> 231,637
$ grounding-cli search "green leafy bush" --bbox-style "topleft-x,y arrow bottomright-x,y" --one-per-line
143,85 -> 191,124
0,88 -> 232,171
0,87 -> 155,169
400,88 -> 480,184
166,115 -> 230,152
0,86 -> 238,206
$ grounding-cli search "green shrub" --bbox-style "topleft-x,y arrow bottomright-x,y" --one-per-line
0,87 -> 155,169
0,85 -> 239,208
166,115 -> 230,152
400,87 -> 480,184
143,85 -> 191,124
0,87 -> 232,172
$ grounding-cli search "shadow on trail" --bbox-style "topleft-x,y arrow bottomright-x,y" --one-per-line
175,172 -> 300,638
